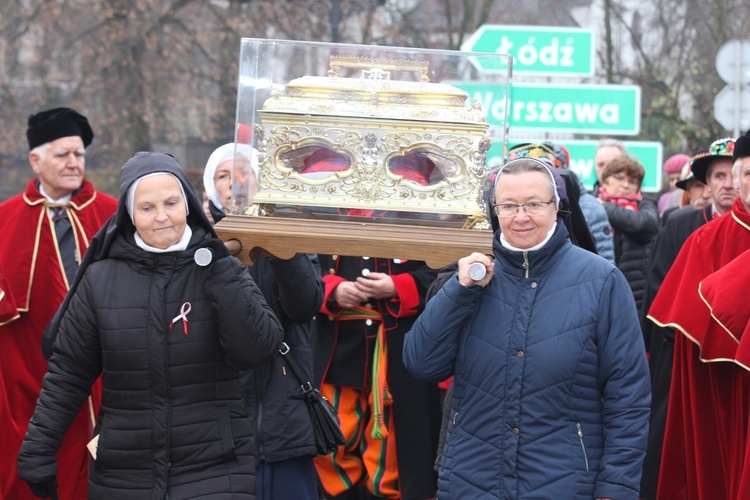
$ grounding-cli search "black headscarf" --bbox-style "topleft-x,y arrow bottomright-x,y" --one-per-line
42,152 -> 216,358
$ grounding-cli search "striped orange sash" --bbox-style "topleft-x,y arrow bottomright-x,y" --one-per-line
339,306 -> 392,439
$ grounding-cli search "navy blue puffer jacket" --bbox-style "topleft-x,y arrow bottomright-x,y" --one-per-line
404,223 -> 650,499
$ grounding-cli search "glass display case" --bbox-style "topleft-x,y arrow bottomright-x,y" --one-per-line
215,38 -> 511,268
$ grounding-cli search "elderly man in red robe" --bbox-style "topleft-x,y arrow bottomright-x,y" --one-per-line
648,130 -> 750,499
0,108 -> 117,500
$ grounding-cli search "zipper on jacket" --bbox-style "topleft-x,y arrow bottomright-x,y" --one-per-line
576,423 -> 589,475
163,255 -> 177,475
255,371 -> 265,461
522,252 -> 529,278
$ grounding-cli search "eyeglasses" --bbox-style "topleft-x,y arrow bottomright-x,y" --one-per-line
214,172 -> 231,184
493,199 -> 555,218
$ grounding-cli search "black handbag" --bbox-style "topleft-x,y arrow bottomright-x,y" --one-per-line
279,342 -> 346,456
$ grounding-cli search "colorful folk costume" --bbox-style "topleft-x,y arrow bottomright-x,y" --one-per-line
312,255 -> 442,499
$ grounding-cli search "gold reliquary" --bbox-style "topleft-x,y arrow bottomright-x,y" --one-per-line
216,39 -> 511,268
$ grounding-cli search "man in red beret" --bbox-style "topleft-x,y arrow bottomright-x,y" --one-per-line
0,108 -> 117,499
647,131 -> 750,499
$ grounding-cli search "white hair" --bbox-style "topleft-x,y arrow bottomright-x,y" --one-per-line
31,143 -> 51,161
596,138 -> 627,155
733,156 -> 750,191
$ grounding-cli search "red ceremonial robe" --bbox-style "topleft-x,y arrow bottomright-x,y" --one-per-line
0,268 -> 19,325
698,248 -> 750,366
0,178 -> 117,500
648,197 -> 750,500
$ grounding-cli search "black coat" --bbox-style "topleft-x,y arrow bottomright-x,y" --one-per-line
240,253 -> 324,463
638,205 -> 712,499
19,153 -> 284,500
603,196 -> 659,312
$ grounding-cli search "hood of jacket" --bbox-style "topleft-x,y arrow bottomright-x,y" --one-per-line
43,152 -> 216,358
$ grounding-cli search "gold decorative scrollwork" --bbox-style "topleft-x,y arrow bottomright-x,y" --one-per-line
255,115 -> 489,215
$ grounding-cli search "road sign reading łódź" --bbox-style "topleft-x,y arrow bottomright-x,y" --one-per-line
453,82 -> 641,135
461,25 -> 595,77
485,140 -> 663,193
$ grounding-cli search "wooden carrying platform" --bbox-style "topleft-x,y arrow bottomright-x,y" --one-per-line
214,215 -> 493,270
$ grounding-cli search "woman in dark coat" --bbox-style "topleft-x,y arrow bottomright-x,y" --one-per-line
17,152 -> 284,499
598,155 -> 659,312
203,143 -> 325,500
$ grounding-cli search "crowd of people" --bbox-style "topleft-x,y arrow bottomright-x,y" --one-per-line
1,105 -> 749,500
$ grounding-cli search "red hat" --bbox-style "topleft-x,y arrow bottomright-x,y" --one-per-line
664,154 -> 690,175
236,123 -> 252,144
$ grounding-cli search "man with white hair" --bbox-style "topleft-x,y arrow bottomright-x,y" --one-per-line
0,108 -> 117,500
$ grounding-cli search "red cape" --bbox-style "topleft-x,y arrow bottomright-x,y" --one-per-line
699,249 -> 750,367
0,179 -> 117,500
649,198 -> 750,357
0,268 -> 19,325
648,198 -> 750,499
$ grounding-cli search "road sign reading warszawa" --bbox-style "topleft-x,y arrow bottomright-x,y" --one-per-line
461,25 -> 595,76
453,82 -> 641,135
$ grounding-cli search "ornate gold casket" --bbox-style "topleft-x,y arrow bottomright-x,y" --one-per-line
215,39 -> 511,268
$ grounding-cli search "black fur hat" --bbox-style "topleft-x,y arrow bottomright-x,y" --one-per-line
26,107 -> 94,150
734,130 -> 750,164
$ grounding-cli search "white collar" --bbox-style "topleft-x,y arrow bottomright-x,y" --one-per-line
134,225 -> 192,253
39,184 -> 72,205
500,222 -> 557,253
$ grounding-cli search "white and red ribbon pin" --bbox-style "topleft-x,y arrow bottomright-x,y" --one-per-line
169,302 -> 192,335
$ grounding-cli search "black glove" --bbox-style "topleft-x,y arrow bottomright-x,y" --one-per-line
26,477 -> 58,499
194,238 -> 231,267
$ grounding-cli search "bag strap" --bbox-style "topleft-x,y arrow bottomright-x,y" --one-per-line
278,342 -> 314,394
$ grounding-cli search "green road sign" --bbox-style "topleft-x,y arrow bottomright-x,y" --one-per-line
453,82 -> 641,135
486,139 -> 663,193
461,25 -> 595,77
